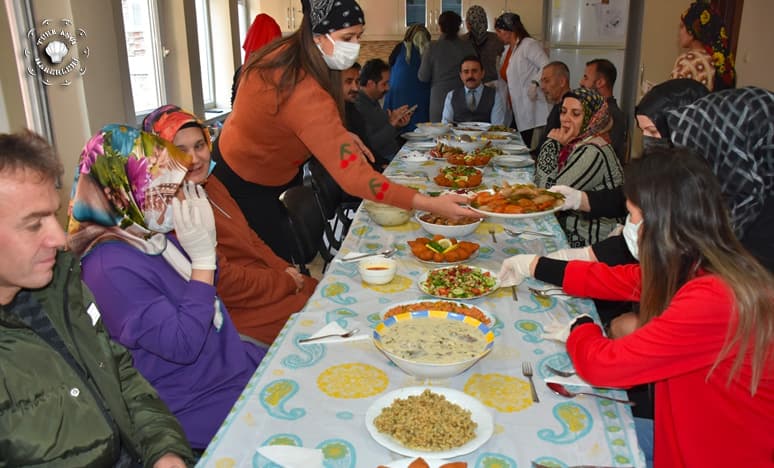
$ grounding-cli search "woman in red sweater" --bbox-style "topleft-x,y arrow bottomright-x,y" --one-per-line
501,147 -> 774,467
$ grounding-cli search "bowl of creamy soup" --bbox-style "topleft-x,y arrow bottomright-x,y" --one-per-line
373,310 -> 494,379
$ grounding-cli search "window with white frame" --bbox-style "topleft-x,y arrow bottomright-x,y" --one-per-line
195,0 -> 216,108
121,0 -> 166,115
237,0 -> 248,57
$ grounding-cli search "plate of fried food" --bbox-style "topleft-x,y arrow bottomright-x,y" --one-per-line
407,236 -> 480,265
445,145 -> 503,167
428,142 -> 463,160
380,299 -> 494,327
378,457 -> 467,468
469,183 -> 565,218
366,387 -> 493,459
434,166 -> 483,189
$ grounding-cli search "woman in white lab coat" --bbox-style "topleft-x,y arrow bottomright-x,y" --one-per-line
495,12 -> 550,148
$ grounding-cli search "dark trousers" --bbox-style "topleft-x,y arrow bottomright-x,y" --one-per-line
211,141 -> 303,263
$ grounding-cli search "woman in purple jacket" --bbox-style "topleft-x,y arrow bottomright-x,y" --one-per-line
67,125 -> 264,450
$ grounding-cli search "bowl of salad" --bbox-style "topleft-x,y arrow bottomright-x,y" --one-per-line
418,265 -> 499,300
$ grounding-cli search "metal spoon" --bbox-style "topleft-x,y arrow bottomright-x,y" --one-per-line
488,228 -> 497,243
298,328 -> 360,343
339,249 -> 397,263
546,364 -> 576,377
547,382 -> 635,405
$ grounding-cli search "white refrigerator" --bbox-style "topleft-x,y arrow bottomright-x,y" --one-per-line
545,0 -> 631,102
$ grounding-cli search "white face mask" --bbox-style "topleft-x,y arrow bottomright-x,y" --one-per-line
317,34 -> 360,70
622,214 -> 643,260
144,203 -> 175,233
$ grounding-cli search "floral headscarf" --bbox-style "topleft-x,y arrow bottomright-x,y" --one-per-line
142,105 -> 211,151
242,14 -> 281,64
465,5 -> 489,46
681,1 -> 736,89
558,87 -> 611,170
67,125 -> 191,257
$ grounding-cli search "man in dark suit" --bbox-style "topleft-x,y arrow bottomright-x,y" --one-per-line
441,55 -> 507,126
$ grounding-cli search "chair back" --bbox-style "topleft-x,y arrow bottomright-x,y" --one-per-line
307,158 -> 343,220
279,185 -> 333,271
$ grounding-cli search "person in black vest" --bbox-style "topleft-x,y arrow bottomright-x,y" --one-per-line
441,55 -> 507,125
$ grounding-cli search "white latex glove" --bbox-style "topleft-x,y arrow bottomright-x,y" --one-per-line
546,247 -> 592,261
527,81 -> 539,101
543,314 -> 593,342
607,223 -> 624,238
172,197 -> 217,270
498,254 -> 536,287
182,182 -> 216,246
549,185 -> 582,211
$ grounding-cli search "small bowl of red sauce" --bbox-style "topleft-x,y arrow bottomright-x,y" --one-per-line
358,257 -> 397,285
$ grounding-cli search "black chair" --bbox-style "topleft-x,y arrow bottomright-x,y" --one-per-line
279,185 -> 334,275
306,158 -> 360,250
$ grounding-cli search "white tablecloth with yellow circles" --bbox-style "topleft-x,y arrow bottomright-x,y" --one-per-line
197,140 -> 644,468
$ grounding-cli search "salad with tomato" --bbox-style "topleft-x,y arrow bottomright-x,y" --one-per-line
420,265 -> 498,299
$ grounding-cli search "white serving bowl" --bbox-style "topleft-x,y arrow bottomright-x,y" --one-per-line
363,200 -> 412,226
358,257 -> 397,285
415,122 -> 451,137
451,127 -> 485,139
373,310 -> 494,379
436,135 -> 486,153
415,211 -> 482,238
456,121 -> 491,131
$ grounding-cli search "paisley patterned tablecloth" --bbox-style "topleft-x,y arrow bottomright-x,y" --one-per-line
197,141 -> 645,468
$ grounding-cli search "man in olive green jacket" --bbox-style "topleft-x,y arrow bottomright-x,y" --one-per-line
0,130 -> 194,467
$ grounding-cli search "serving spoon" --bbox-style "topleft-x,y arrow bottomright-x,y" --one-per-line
547,382 -> 635,405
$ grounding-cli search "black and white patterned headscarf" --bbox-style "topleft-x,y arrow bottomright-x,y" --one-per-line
303,0 -> 365,34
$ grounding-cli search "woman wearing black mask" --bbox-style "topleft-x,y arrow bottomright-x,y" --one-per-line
215,0 -> 476,262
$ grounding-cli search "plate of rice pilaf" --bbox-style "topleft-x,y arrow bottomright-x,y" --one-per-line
366,386 -> 494,458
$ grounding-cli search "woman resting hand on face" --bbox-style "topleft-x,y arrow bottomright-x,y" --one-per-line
143,105 -> 318,346
534,87 -> 624,247
68,126 -> 263,450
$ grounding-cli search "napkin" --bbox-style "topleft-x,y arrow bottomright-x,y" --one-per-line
544,373 -> 594,389
300,321 -> 370,345
255,445 -> 323,468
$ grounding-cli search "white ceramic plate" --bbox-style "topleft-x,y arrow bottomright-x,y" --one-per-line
377,458 -> 453,468
365,386 -> 494,459
379,299 -> 495,327
492,154 -> 534,168
497,143 -> 530,153
406,141 -> 437,151
403,131 -> 433,141
417,265 -> 499,300
399,151 -> 432,163
468,189 -> 563,219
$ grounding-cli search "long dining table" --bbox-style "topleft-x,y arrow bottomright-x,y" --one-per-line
197,135 -> 645,468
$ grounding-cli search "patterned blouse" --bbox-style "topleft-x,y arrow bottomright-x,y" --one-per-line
670,49 -> 715,91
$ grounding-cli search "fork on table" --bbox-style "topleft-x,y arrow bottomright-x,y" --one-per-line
528,286 -> 568,299
522,361 -> 539,403
503,227 -> 553,238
